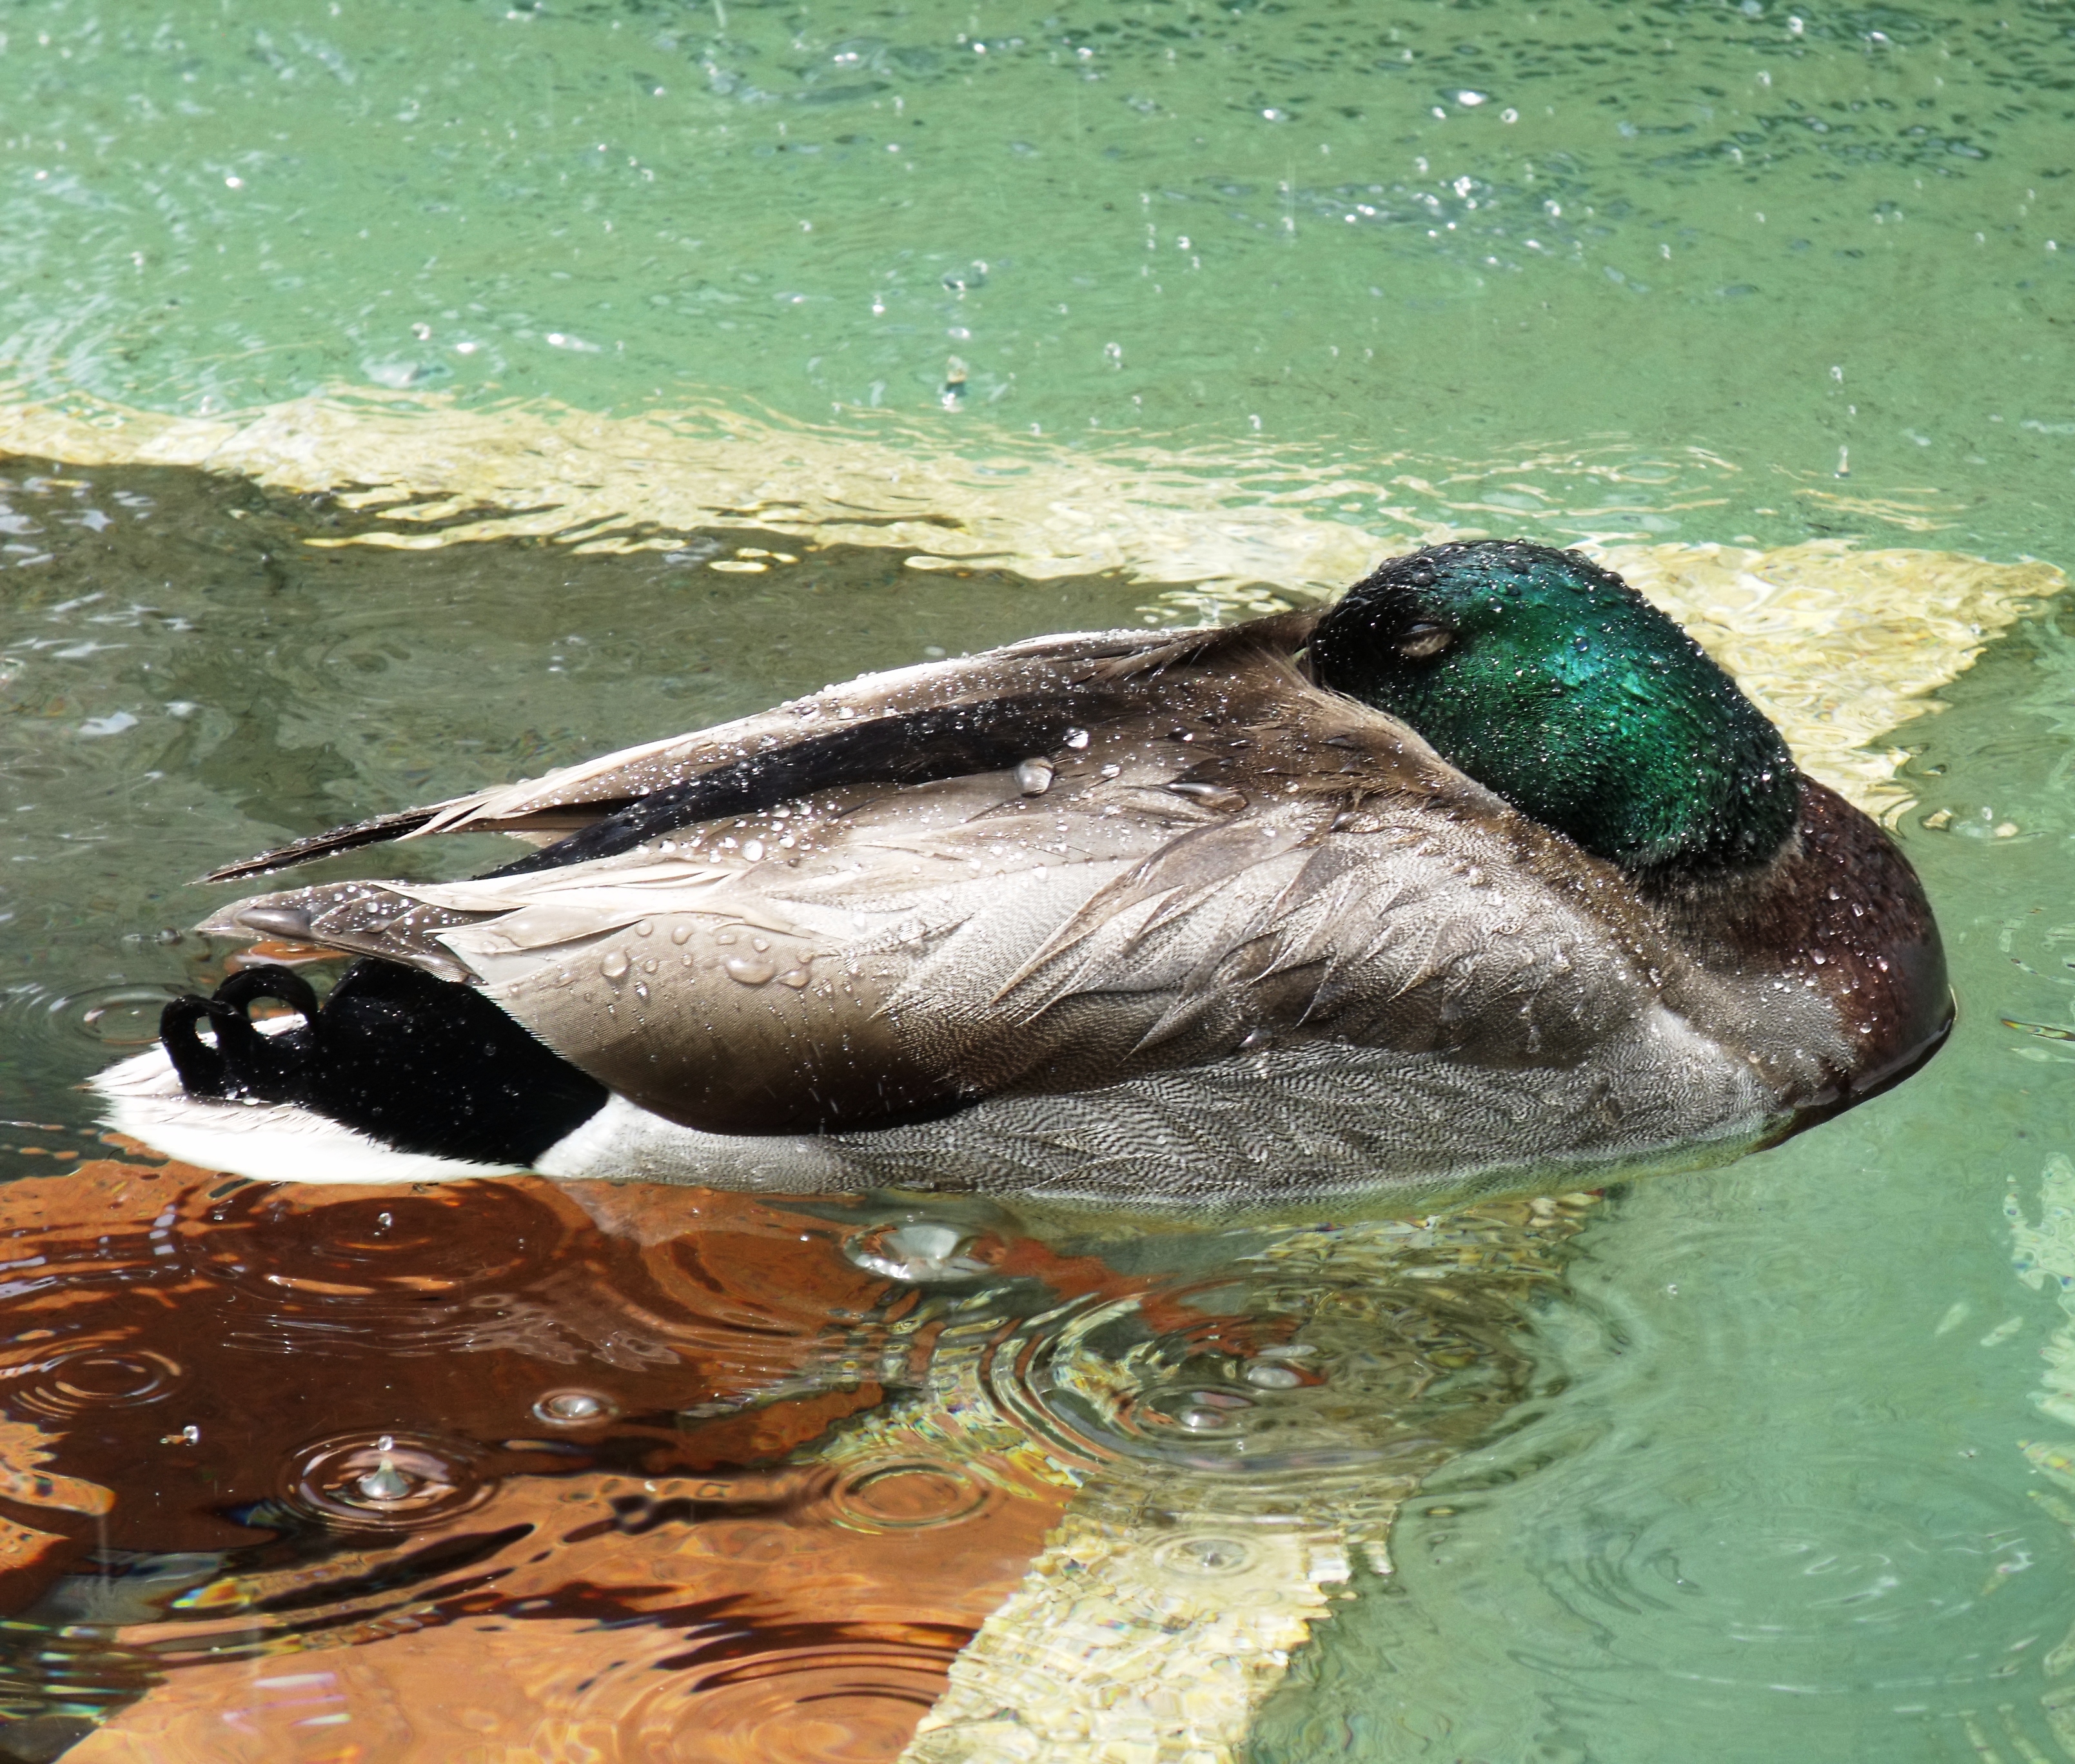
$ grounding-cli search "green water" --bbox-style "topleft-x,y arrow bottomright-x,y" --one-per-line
3,0 -> 2073,547
5,0 -> 2075,1759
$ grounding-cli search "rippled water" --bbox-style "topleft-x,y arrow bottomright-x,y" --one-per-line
0,462 -> 1595,1759
3,0 -> 2075,1758
4,0 -> 2074,551
0,1073 -> 1580,1758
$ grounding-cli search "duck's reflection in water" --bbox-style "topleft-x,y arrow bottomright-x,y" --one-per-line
0,1152 -> 1582,1763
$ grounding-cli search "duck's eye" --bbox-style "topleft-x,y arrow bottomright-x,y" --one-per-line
1395,622 -> 1455,660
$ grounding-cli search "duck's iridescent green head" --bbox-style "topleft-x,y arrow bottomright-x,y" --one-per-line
1312,540 -> 1799,876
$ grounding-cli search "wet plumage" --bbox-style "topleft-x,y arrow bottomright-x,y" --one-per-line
99,542 -> 1951,1209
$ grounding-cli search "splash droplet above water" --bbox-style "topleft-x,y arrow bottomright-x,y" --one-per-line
285,1429 -> 494,1529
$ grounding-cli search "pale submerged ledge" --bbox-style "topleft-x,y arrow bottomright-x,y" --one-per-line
0,386 -> 2061,828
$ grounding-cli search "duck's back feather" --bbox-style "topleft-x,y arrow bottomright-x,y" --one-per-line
202,617 -> 1319,883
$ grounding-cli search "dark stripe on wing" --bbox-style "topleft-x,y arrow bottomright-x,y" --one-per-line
197,612 -> 1324,888
199,807 -> 449,885
482,694 -> 1086,877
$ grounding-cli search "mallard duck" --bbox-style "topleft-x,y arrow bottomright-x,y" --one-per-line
98,541 -> 1950,1209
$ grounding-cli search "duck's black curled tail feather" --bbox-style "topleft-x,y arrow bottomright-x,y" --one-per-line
159,961 -> 608,1166
161,966 -> 320,1098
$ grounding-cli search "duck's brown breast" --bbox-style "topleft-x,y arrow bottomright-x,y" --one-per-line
1674,778 -> 1951,1104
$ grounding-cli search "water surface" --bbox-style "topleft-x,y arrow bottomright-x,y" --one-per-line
3,0 -> 2075,1758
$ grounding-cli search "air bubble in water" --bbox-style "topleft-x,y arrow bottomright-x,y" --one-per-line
534,1389 -> 616,1426
846,1220 -> 1002,1282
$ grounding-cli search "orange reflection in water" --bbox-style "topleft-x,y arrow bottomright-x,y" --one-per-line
0,1155 -> 1092,1763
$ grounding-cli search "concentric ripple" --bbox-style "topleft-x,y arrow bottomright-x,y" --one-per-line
829,1461 -> 991,1534
1506,1440 -> 2065,1695
2,1340 -> 182,1420
280,1430 -> 496,1532
191,1183 -> 573,1303
978,1232 -> 1540,1484
70,985 -> 192,1048
543,1634 -> 964,1764
0,981 -> 192,1079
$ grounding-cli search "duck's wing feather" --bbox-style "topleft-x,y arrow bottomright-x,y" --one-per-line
202,655 -> 1675,1137
202,616 -> 1317,884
